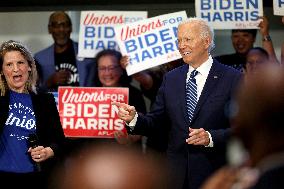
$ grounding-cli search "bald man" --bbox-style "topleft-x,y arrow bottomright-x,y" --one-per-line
35,11 -> 95,91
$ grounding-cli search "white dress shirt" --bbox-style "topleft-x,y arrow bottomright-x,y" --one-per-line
186,55 -> 213,101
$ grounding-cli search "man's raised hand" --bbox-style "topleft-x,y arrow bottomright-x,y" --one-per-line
112,102 -> 136,123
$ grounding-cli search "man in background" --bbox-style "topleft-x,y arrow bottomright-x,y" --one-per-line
34,11 -> 95,91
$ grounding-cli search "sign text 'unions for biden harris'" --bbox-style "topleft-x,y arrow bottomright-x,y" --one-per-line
58,87 -> 129,138
115,11 -> 187,76
78,11 -> 148,58
195,0 -> 263,29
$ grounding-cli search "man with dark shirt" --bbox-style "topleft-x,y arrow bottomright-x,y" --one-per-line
35,11 -> 95,91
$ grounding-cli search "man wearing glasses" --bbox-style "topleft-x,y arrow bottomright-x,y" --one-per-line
35,11 -> 95,92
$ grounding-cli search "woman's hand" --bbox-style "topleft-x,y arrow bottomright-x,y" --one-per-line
28,146 -> 54,162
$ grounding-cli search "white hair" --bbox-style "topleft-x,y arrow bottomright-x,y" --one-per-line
178,17 -> 215,52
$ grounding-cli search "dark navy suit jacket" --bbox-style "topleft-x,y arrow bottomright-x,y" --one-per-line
131,59 -> 242,189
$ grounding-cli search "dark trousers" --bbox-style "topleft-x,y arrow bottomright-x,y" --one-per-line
0,171 -> 45,189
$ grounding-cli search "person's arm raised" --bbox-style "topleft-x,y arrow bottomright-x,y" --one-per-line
258,16 -> 280,64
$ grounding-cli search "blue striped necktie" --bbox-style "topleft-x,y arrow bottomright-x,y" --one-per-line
186,70 -> 198,123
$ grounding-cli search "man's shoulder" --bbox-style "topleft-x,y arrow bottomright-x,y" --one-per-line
72,40 -> 78,46
214,53 -> 245,69
162,64 -> 186,78
168,64 -> 187,73
34,44 -> 54,58
214,53 -> 239,65
214,53 -> 236,60
214,54 -> 245,71
34,40 -> 78,57
213,59 -> 242,76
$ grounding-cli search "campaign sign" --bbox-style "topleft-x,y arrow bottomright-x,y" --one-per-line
273,0 -> 284,15
195,0 -> 263,29
58,87 -> 129,138
78,11 -> 147,58
114,11 -> 187,75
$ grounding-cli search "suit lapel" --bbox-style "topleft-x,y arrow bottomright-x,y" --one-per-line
191,60 -> 223,124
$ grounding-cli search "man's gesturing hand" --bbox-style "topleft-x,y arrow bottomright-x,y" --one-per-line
112,102 -> 137,123
186,128 -> 210,146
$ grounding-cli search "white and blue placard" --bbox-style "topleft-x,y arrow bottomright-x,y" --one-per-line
195,0 -> 263,29
78,11 -> 147,58
114,11 -> 187,75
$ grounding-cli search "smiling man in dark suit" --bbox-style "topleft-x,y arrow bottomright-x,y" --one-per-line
113,17 -> 241,189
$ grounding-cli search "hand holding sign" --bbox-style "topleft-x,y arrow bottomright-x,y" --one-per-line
120,55 -> 130,69
112,101 -> 136,123
258,16 -> 269,36
59,87 -> 129,138
115,11 -> 187,75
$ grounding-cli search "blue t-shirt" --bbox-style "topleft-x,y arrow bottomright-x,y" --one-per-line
0,91 -> 37,173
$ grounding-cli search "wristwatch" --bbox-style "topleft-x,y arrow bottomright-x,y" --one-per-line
263,35 -> 271,41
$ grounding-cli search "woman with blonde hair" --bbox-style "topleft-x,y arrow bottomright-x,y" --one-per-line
0,40 -> 65,189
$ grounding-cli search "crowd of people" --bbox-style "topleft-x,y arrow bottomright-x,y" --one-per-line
0,10 -> 283,189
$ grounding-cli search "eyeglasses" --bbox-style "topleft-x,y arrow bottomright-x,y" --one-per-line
49,21 -> 71,29
98,65 -> 120,72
